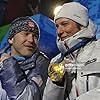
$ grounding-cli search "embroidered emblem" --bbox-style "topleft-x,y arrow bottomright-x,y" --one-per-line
28,21 -> 35,28
31,75 -> 43,87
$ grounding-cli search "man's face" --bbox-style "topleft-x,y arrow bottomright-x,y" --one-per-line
55,18 -> 81,41
8,31 -> 38,57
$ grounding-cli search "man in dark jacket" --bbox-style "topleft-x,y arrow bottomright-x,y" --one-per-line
0,16 -> 50,100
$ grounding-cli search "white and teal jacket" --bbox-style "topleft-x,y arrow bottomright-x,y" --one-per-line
43,20 -> 100,100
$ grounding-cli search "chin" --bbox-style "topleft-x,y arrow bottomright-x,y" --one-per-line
23,52 -> 33,58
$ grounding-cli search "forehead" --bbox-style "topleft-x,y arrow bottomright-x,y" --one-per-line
14,31 -> 37,36
55,17 -> 69,22
55,17 -> 76,25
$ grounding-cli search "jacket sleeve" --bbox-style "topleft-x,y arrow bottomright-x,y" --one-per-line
0,57 -> 42,100
76,86 -> 100,100
42,78 -> 65,100
0,81 -> 9,100
27,54 -> 50,97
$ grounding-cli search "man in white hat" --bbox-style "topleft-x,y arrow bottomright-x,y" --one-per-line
43,2 -> 100,100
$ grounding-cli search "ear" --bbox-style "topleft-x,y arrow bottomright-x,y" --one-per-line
8,38 -> 14,45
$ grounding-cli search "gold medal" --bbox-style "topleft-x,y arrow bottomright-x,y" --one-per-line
48,62 -> 65,81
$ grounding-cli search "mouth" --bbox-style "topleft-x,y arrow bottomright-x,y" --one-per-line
60,36 -> 68,41
24,45 -> 34,49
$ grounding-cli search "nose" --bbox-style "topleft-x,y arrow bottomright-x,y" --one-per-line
27,34 -> 34,43
57,26 -> 65,37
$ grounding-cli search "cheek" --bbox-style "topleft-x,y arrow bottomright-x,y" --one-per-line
34,38 -> 38,44
63,26 -> 74,37
13,38 -> 23,47
13,41 -> 21,49
64,24 -> 73,32
67,25 -> 79,34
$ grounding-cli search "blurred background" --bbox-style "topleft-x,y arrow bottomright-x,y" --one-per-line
0,0 -> 72,26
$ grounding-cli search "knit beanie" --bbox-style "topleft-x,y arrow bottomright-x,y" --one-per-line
8,16 -> 40,39
54,2 -> 89,27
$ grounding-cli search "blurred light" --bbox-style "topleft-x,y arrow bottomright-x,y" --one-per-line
54,6 -> 62,15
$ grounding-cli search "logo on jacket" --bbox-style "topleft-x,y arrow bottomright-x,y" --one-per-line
85,58 -> 97,66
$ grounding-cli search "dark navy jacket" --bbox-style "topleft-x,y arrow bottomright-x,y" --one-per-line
0,50 -> 50,100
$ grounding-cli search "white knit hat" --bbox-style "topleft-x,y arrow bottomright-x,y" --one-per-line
54,2 -> 89,27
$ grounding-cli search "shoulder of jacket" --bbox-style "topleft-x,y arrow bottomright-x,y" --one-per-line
95,39 -> 100,48
51,53 -> 62,63
39,51 -> 50,60
89,39 -> 100,52
83,39 -> 100,51
78,39 -> 100,62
